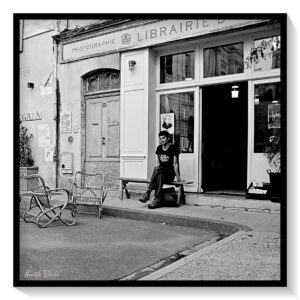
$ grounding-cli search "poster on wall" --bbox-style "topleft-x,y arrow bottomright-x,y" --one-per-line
38,124 -> 50,147
160,113 -> 174,134
60,152 -> 73,174
60,112 -> 72,133
44,145 -> 54,162
268,103 -> 281,129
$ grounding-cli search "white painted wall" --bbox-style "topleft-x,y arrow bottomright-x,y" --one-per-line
120,50 -> 152,179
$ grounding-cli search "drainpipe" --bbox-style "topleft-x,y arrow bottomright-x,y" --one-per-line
54,78 -> 61,188
53,37 -> 60,188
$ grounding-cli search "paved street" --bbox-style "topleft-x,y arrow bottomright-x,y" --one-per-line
20,214 -> 219,281
19,193 -> 282,283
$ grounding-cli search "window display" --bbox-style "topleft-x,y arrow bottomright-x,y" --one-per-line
254,82 -> 281,153
160,92 -> 194,153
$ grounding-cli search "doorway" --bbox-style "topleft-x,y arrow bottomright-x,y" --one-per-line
201,82 -> 248,194
84,94 -> 120,188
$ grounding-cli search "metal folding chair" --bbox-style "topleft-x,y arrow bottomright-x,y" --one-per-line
22,174 -> 78,228
69,171 -> 108,219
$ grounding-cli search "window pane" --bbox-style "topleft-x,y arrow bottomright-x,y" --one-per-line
254,83 -> 281,153
160,52 -> 195,83
254,36 -> 280,71
160,92 -> 194,153
204,42 -> 244,77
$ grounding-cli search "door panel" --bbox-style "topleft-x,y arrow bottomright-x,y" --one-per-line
86,101 -> 102,159
107,99 -> 120,157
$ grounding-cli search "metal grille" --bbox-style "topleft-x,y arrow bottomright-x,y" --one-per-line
85,70 -> 120,93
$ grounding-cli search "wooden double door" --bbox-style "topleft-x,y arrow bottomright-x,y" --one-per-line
85,95 -> 120,163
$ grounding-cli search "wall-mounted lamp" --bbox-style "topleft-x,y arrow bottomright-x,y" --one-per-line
231,85 -> 239,98
27,82 -> 34,89
254,94 -> 260,105
128,60 -> 136,72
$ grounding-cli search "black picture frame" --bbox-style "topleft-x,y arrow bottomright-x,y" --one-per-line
14,13 -> 287,288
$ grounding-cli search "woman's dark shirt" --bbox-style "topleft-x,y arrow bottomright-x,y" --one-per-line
155,144 -> 179,171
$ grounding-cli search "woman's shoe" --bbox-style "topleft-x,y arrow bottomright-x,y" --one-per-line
139,193 -> 150,203
148,199 -> 161,209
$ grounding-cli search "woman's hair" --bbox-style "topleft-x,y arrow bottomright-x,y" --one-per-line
158,130 -> 171,141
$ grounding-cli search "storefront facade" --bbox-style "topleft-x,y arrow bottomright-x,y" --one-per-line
53,18 -> 282,194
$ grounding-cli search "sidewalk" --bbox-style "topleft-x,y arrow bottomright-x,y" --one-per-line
103,192 -> 281,281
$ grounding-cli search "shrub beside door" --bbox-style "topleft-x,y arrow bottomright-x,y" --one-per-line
19,123 -> 37,191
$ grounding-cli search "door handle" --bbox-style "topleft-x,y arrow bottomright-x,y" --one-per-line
102,137 -> 106,145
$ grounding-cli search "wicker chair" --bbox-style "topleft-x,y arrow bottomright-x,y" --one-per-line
69,171 -> 108,219
22,174 -> 78,228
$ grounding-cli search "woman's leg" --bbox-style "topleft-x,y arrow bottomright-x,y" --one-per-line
148,168 -> 175,209
139,167 -> 159,203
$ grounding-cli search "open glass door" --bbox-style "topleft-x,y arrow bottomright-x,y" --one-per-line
157,87 -> 199,192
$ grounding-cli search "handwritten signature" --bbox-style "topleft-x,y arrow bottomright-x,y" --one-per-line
24,266 -> 59,279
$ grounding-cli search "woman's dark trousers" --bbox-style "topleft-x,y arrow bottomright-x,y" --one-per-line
148,166 -> 174,202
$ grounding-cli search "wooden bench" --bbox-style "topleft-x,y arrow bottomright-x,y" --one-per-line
116,177 -> 193,205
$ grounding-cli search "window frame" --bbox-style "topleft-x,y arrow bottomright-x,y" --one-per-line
202,40 -> 245,78
159,50 -> 196,84
155,44 -> 200,91
155,25 -> 280,92
156,87 -> 199,155
250,77 -> 281,156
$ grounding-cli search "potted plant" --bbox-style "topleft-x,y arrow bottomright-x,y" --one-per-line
264,135 -> 281,202
19,122 -> 38,190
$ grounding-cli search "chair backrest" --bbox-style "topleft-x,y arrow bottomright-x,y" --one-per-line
23,174 -> 51,208
72,171 -> 106,199
73,171 -> 105,187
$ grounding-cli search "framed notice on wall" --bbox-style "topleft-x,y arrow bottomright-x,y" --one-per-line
60,112 -> 72,133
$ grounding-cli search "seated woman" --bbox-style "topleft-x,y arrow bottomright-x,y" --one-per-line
139,130 -> 181,209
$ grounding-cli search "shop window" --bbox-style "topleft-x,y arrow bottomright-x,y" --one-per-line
254,36 -> 280,72
254,82 -> 281,153
160,51 -> 195,83
204,42 -> 244,78
160,92 -> 194,153
83,69 -> 120,93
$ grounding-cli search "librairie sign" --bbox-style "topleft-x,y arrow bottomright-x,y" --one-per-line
62,19 -> 262,61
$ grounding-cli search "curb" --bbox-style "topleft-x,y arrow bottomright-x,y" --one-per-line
19,200 -> 251,235
103,206 -> 251,235
138,231 -> 246,281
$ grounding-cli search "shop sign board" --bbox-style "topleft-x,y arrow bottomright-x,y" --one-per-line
62,19 -> 263,62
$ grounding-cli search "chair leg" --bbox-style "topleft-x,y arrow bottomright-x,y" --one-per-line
98,205 -> 102,219
23,196 -> 42,224
37,204 -> 78,228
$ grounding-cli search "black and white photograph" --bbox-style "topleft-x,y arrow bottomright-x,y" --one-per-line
13,12 -> 289,289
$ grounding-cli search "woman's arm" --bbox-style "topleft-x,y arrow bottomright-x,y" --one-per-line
155,155 -> 160,167
173,156 -> 181,181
